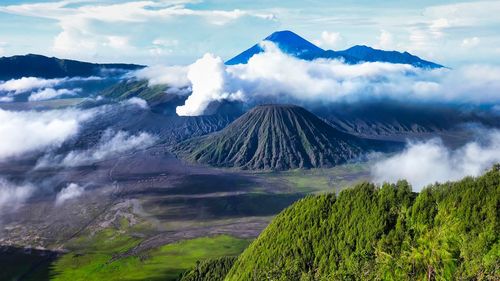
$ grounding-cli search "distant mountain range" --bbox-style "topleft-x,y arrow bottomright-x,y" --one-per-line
226,30 -> 443,68
173,104 -> 398,170
0,30 -> 442,82
0,54 -> 144,80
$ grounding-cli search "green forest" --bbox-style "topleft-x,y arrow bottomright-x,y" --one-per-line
182,165 -> 499,280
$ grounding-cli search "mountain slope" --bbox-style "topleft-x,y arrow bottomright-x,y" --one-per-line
337,45 -> 443,68
100,80 -> 170,103
0,54 -> 144,80
225,30 -> 442,68
226,30 -> 324,65
173,104 -> 391,170
225,166 -> 500,280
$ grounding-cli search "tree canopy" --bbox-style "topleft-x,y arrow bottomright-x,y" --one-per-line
222,165 -> 499,280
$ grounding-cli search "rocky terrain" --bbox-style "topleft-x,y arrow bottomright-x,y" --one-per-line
173,104 -> 398,170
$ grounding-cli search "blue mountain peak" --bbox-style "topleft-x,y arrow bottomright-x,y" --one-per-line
226,30 -> 323,65
264,30 -> 324,55
226,30 -> 443,69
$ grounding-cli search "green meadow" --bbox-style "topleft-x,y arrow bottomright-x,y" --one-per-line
50,229 -> 249,281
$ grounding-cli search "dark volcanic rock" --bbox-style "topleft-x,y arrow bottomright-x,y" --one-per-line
173,104 -> 388,170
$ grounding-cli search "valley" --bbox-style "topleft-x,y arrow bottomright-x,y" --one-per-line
0,140 -> 373,280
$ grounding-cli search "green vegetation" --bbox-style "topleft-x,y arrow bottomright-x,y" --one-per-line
100,80 -> 168,103
264,163 -> 370,193
223,165 -> 500,280
50,230 -> 249,281
8,163 -> 497,281
180,256 -> 237,281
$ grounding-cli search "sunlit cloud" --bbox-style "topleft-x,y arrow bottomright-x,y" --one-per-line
0,107 -> 98,161
135,42 -> 500,116
371,129 -> 500,191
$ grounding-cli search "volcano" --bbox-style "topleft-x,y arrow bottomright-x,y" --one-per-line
173,104 -> 391,170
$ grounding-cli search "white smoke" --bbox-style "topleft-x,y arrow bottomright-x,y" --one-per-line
137,41 -> 500,116
55,183 -> 84,205
0,107 -> 98,161
176,53 -> 244,116
371,130 -> 500,191
37,129 -> 157,167
0,178 -> 34,211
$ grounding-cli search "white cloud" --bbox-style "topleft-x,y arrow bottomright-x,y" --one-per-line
152,38 -> 179,47
376,30 -> 394,50
0,41 -> 6,55
0,96 -> 13,102
462,37 -> 480,48
53,28 -> 135,56
429,18 -> 450,39
123,97 -> 149,109
104,36 -> 133,50
0,76 -> 99,97
176,53 -> 244,116
371,130 -> 500,191
0,107 -> 98,161
402,1 -> 500,60
37,129 -> 157,167
0,178 -> 34,211
424,1 -> 500,28
168,42 -> 500,116
149,38 -> 179,56
28,88 -> 81,101
132,65 -> 189,87
314,31 -> 343,49
0,1 -> 275,57
55,182 -> 84,205
0,77 -> 62,94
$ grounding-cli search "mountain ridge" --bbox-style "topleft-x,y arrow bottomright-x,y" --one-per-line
226,30 -> 443,68
0,54 -> 144,80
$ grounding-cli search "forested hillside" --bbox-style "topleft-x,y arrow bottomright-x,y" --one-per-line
184,165 -> 499,280
225,165 -> 499,280
180,257 -> 237,281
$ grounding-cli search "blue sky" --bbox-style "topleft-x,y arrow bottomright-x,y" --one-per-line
0,0 -> 499,66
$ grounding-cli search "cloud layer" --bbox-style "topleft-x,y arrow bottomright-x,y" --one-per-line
37,129 -> 157,168
0,0 -> 275,62
0,107 -> 98,161
0,178 -> 34,211
0,76 -> 103,102
28,88 -> 81,101
0,77 -> 62,93
371,130 -> 500,191
132,65 -> 189,88
133,42 -> 500,116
